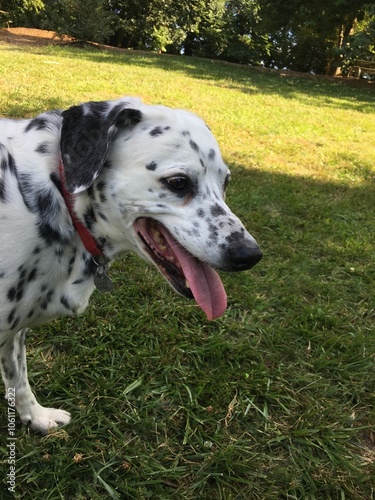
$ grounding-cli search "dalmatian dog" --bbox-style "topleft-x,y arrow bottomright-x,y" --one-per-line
0,97 -> 262,434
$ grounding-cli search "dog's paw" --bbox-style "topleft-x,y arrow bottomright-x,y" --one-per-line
20,403 -> 71,434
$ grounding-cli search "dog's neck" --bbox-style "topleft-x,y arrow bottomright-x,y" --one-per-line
58,159 -> 116,293
58,159 -> 104,258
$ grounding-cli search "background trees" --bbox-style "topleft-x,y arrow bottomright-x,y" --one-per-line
1,0 -> 374,74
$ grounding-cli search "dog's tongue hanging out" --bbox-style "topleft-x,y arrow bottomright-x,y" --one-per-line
160,226 -> 227,320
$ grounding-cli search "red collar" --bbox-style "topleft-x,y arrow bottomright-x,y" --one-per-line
58,159 -> 103,257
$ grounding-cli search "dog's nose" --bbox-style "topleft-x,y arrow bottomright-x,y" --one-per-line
229,244 -> 263,271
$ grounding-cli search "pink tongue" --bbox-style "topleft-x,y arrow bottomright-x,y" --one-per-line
161,229 -> 227,320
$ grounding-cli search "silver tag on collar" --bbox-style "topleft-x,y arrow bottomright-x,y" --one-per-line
94,257 -> 113,293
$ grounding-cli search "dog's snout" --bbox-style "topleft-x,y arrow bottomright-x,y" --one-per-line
228,244 -> 263,271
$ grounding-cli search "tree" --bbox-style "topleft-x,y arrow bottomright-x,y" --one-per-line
258,0 -> 369,74
44,0 -> 115,44
108,0 -> 224,54
342,3 -> 375,67
0,0 -> 44,27
219,0 -> 271,64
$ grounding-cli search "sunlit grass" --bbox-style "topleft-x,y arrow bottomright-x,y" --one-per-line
0,42 -> 374,498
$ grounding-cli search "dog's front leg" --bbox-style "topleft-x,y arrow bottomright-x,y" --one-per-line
1,329 -> 71,434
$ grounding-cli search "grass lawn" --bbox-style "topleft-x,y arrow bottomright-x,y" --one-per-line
0,41 -> 374,499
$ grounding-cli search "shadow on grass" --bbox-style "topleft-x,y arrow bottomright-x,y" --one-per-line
3,97 -> 65,118
221,164 -> 374,339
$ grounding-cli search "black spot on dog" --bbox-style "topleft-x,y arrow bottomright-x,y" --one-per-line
8,308 -> 16,324
146,161 -> 158,171
0,147 -> 16,173
182,130 -> 190,137
7,287 -> 16,302
197,208 -> 205,217
210,204 -> 226,217
189,140 -> 199,152
98,236 -> 110,251
97,211 -> 108,221
72,278 -> 84,285
25,117 -> 49,133
0,149 -> 17,202
38,222 -> 67,246
96,181 -> 107,203
208,222 -> 219,242
225,230 -> 245,244
55,246 -> 64,258
18,266 -> 26,278
199,159 -> 206,171
40,289 -> 54,310
97,180 -> 106,192
87,185 -> 96,201
67,254 -> 76,276
0,178 -> 6,202
150,126 -> 163,137
60,295 -> 75,312
82,255 -> 97,278
35,143 -> 50,155
208,149 -> 216,160
83,206 -> 96,231
15,284 -> 24,301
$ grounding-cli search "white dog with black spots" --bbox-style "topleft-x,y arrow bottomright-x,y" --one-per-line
0,97 -> 262,434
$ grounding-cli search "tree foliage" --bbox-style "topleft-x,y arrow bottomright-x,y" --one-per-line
42,0 -> 115,44
0,0 -> 44,26
1,0 -> 374,74
258,0 -> 372,74
343,4 -> 375,62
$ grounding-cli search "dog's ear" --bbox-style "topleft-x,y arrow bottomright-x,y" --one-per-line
60,102 -> 142,194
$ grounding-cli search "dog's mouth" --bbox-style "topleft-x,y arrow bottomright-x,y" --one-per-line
134,217 -> 227,320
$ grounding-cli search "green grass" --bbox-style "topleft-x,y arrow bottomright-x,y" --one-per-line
0,42 -> 374,499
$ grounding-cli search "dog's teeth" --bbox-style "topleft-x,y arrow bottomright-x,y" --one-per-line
152,229 -> 163,244
185,280 -> 190,289
160,245 -> 167,252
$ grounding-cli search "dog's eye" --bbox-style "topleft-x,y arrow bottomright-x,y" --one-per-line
166,176 -> 189,191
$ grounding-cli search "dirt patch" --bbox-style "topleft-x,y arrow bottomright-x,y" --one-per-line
0,27 -> 72,46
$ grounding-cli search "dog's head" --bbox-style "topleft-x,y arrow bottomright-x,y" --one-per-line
60,97 -> 262,319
